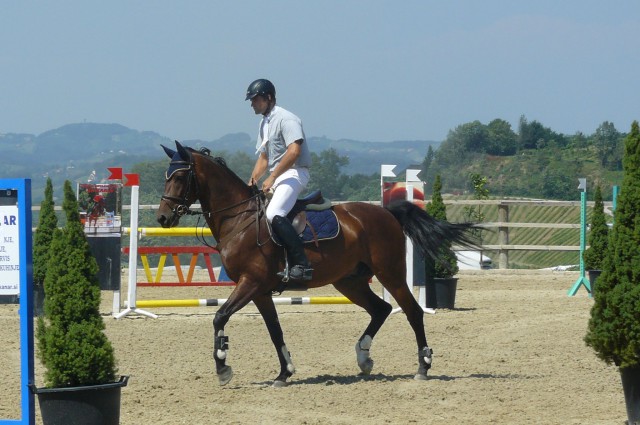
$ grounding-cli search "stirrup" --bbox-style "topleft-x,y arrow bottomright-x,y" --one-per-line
277,265 -> 313,282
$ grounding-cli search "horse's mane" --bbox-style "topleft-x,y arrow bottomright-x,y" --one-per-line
188,146 -> 248,188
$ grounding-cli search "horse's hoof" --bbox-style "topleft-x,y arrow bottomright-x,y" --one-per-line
358,358 -> 374,375
413,373 -> 428,381
272,379 -> 289,388
217,365 -> 233,386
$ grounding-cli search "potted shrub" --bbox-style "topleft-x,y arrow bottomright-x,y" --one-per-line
582,184 -> 609,291
585,121 -> 640,424
33,180 -> 128,425
32,178 -> 57,316
424,175 -> 459,309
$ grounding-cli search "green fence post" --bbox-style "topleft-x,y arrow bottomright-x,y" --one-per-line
568,178 -> 590,296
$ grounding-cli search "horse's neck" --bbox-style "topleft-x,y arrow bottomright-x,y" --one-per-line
197,164 -> 255,240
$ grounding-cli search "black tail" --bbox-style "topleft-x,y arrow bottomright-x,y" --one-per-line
385,200 -> 479,262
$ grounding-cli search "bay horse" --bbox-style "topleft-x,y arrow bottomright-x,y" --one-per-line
156,141 -> 476,387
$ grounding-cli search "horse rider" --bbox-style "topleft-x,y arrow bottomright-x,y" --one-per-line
246,78 -> 314,282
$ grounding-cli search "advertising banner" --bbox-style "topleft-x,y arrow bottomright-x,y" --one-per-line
78,183 -> 122,235
0,189 -> 19,296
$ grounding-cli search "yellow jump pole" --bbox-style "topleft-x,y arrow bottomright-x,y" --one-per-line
123,227 -> 213,237
129,297 -> 352,309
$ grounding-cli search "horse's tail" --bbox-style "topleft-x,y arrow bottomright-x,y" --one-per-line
385,200 -> 479,262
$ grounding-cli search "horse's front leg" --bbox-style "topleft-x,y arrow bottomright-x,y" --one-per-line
212,278 -> 258,386
253,294 -> 295,387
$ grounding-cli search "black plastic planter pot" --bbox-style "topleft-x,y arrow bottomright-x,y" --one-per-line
425,278 -> 458,309
31,375 -> 129,425
621,366 -> 640,425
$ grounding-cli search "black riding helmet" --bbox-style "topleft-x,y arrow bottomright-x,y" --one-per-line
245,79 -> 276,101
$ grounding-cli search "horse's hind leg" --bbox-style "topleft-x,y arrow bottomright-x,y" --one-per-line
378,272 -> 433,380
333,271 -> 393,375
253,294 -> 295,387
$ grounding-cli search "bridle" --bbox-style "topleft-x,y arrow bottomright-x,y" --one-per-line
160,158 -> 199,218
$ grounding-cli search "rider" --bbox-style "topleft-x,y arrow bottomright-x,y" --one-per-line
246,78 -> 314,282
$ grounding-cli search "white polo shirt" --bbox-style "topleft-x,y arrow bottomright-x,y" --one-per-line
255,105 -> 312,171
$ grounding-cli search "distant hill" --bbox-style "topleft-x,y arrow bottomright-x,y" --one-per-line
196,134 -> 436,175
0,122 -> 438,201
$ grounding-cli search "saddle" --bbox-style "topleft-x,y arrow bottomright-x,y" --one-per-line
266,190 -> 339,246
286,190 -> 333,235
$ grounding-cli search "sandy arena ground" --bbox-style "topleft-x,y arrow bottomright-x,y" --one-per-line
0,270 -> 628,424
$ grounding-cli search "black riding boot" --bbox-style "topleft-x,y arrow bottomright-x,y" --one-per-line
271,215 -> 313,281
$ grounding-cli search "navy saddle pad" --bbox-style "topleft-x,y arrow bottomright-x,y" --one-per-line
300,209 -> 340,243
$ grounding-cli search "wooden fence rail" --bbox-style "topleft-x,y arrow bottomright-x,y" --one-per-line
36,198 -> 613,269
446,199 -> 613,269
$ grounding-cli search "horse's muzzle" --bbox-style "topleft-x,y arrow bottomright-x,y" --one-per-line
156,211 -> 179,228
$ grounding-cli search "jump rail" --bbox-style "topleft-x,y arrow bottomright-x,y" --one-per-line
127,296 -> 353,308
121,245 -> 234,287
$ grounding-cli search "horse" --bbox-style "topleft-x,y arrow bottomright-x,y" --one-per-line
88,197 -> 105,227
156,140 -> 476,387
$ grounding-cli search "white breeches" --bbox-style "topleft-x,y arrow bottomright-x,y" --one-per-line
266,167 -> 310,222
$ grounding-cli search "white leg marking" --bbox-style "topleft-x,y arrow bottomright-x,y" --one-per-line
356,335 -> 374,374
423,346 -> 433,365
281,345 -> 295,374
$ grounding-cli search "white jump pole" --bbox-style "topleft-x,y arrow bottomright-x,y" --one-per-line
406,169 -> 434,314
380,165 -> 396,304
114,179 -> 157,319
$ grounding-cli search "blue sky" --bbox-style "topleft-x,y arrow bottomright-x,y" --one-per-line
2,1 -> 638,143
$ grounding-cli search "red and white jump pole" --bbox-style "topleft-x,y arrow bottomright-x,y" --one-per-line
113,171 -> 157,319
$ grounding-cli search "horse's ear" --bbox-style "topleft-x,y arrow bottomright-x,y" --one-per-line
161,144 -> 176,159
175,140 -> 189,161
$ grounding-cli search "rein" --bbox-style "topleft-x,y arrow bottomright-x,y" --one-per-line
161,154 -> 264,218
161,151 -> 270,248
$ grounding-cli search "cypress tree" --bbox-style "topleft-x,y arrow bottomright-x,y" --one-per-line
583,184 -> 609,271
33,178 -> 57,290
36,180 -> 117,387
585,121 -> 640,369
425,175 -> 458,278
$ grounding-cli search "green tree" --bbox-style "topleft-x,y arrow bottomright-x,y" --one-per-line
421,145 -> 435,187
436,124 -> 477,167
132,159 -> 169,198
518,115 -> 568,150
425,175 -> 458,278
446,120 -> 488,153
36,180 -> 117,388
463,173 -> 489,244
306,148 -> 349,199
540,160 -> 579,200
585,120 -> 640,369
342,173 -> 380,201
486,119 -> 517,155
583,185 -> 609,270
593,121 -> 621,169
33,178 -> 57,291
